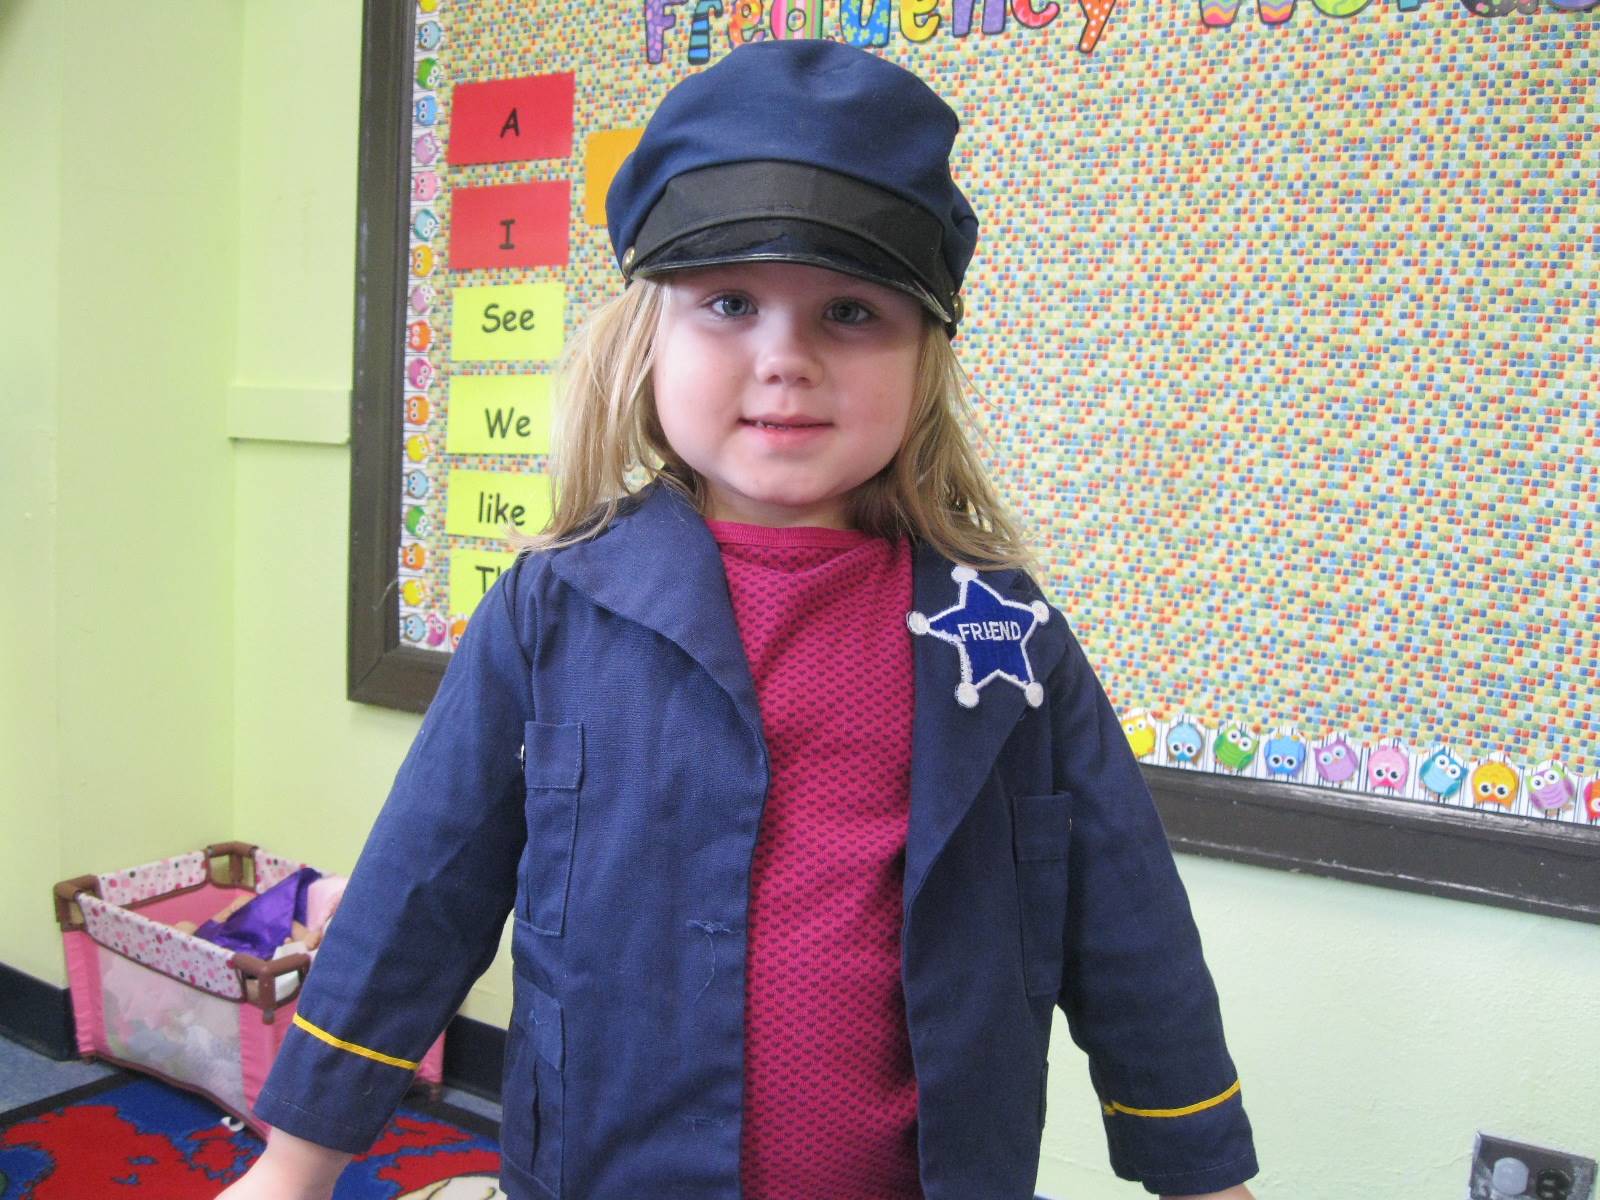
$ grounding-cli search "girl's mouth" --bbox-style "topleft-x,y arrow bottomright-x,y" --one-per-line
740,417 -> 832,444
742,418 -> 828,430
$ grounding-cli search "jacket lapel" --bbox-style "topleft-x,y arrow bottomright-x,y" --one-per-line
545,484 -> 764,734
904,540 -> 1070,907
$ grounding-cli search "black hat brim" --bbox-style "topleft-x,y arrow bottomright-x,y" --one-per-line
630,219 -> 953,326
622,161 -> 959,329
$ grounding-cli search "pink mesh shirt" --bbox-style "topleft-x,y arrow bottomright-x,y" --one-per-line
708,519 -> 923,1200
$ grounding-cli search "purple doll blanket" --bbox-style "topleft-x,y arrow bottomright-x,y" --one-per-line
195,866 -> 321,958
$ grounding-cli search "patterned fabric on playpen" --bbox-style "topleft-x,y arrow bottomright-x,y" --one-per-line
54,842 -> 445,1136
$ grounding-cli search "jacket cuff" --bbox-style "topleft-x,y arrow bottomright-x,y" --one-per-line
1126,1148 -> 1260,1196
251,1019 -> 419,1154
1101,1085 -> 1259,1196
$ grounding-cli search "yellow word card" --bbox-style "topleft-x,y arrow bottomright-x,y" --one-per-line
451,283 -> 565,362
444,468 -> 553,539
449,548 -> 520,616
448,374 -> 556,454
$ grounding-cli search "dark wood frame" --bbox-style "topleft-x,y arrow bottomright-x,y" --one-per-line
1148,768 -> 1600,925
342,0 -> 1600,919
348,0 -> 444,715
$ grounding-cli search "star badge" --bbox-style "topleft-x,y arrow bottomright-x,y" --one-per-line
907,566 -> 1051,708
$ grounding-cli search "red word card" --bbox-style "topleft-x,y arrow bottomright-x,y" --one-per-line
448,72 -> 575,166
450,181 -> 571,270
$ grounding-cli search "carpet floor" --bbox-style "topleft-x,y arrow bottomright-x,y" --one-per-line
0,1068 -> 507,1199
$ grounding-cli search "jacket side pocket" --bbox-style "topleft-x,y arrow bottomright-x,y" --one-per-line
507,949 -> 565,1198
529,975 -> 565,1196
500,1002 -> 540,1173
1014,791 -> 1071,997
522,720 -> 582,936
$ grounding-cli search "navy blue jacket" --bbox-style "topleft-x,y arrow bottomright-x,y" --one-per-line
254,484 -> 1257,1198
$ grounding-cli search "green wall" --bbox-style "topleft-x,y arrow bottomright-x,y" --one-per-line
3,0 -> 65,988
4,2 -> 1595,1196
3,0 -> 240,981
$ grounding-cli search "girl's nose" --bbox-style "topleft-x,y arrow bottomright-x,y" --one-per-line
753,312 -> 823,388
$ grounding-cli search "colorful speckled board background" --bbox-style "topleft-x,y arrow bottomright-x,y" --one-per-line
396,0 -> 1598,828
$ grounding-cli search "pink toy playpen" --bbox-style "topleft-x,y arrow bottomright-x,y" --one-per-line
54,842 -> 445,1136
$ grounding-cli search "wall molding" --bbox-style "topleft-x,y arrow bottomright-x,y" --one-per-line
227,384 -> 350,445
0,961 -> 77,1060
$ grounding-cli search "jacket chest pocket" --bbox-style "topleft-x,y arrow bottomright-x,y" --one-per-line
1013,791 -> 1071,998
521,720 -> 582,936
502,960 -> 565,1196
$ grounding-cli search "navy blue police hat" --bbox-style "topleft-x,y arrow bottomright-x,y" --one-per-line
605,40 -> 978,332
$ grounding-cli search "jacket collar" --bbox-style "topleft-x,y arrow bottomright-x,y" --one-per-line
546,484 -> 764,735
547,483 -> 1070,904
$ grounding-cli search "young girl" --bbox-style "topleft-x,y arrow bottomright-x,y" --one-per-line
221,39 -> 1258,1200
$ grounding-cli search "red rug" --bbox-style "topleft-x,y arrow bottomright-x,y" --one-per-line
0,1072 -> 504,1198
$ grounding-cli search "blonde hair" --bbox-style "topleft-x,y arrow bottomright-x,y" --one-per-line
505,277 -> 1034,571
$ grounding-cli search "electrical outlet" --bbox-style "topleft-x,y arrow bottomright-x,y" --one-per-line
1467,1132 -> 1597,1200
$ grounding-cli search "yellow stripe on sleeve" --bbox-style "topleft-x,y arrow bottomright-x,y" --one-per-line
291,1013 -> 420,1071
1101,1078 -> 1242,1118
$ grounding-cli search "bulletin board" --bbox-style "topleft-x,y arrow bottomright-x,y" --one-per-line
347,0 -> 1600,919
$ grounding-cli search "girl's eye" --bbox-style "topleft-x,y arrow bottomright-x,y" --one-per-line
826,299 -> 873,325
708,294 -> 754,318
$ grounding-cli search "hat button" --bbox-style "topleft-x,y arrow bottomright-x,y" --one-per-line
621,246 -> 636,273
952,293 -> 964,321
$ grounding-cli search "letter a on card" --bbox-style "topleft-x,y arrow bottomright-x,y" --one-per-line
449,73 -> 575,165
